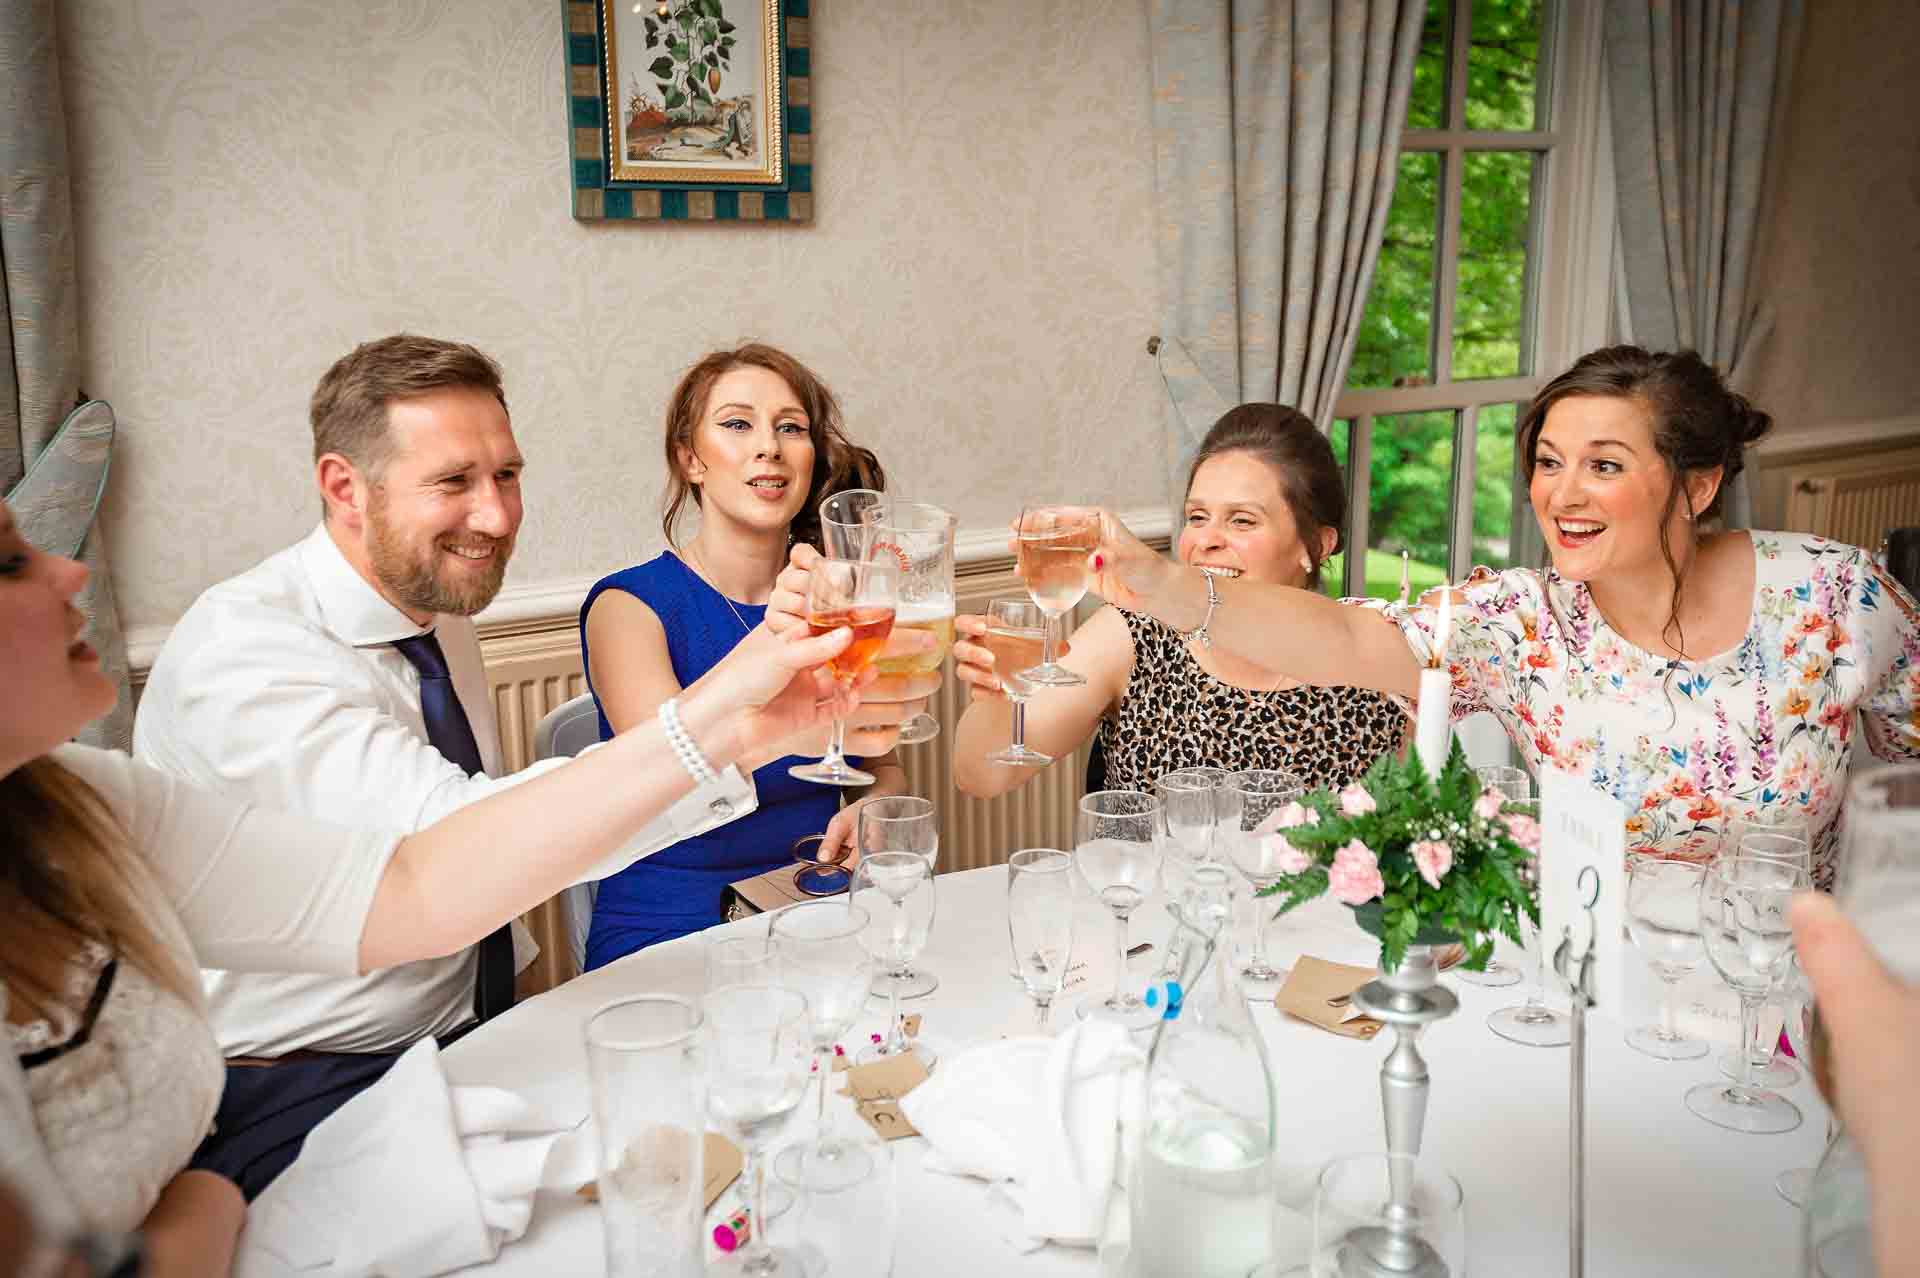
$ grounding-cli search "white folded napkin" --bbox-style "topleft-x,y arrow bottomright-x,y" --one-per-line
900,1018 -> 1145,1249
234,1039 -> 581,1278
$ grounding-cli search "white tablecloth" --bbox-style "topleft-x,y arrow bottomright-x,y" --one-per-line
442,866 -> 1826,1276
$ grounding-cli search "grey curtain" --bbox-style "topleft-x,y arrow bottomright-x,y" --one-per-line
1605,0 -> 1803,527
2,0 -> 132,748
1147,0 -> 1425,508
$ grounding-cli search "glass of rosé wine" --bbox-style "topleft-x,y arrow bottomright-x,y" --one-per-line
791,556 -> 898,787
1015,505 -> 1100,688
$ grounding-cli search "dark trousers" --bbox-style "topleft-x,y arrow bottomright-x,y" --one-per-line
188,1052 -> 403,1200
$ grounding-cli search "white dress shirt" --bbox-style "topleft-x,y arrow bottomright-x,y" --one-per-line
133,524 -> 755,1055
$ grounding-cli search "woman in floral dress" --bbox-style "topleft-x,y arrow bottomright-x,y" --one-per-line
1080,346 -> 1920,887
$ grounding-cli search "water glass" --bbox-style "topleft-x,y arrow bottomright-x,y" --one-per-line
982,597 -> 1052,767
1310,1153 -> 1466,1277
1015,504 -> 1100,687
1217,769 -> 1306,999
710,935 -> 779,990
862,500 -> 956,745
1074,790 -> 1164,1028
1685,854 -> 1809,1134
791,557 -> 899,787
859,796 -> 940,999
1623,857 -> 1710,1060
769,901 -> 875,1193
1007,848 -> 1076,1030
585,996 -> 706,1278
851,852 -> 937,1068
704,984 -> 814,1277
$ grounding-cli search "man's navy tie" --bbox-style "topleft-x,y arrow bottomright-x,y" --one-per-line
392,630 -> 515,1025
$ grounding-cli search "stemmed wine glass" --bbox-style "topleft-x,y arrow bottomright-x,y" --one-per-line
1156,767 -> 1227,902
851,852 -> 938,1068
1623,857 -> 1711,1060
1716,830 -> 1812,1087
769,900 -> 875,1193
981,597 -> 1052,767
1007,848 -> 1075,1031
1014,505 -> 1100,688
790,557 -> 897,787
704,983 -> 815,1277
1218,769 -> 1306,1000
1453,765 -> 1530,988
1685,853 -> 1810,1134
858,796 -> 940,1000
1487,800 -> 1571,1047
1775,960 -> 1826,1207
861,500 -> 957,746
1073,790 -> 1164,1028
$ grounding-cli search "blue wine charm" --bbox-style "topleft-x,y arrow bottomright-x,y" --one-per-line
1142,979 -> 1184,1020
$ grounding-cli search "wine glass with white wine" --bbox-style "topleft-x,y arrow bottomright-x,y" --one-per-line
1015,504 -> 1100,688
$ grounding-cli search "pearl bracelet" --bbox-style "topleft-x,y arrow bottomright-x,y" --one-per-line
657,697 -> 720,786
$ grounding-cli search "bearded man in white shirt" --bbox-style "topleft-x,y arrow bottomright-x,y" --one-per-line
134,334 -> 932,1197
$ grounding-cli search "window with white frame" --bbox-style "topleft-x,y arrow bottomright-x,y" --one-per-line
1325,0 -> 1614,601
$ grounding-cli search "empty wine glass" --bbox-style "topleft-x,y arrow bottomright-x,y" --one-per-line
982,597 -> 1052,766
1624,857 -> 1710,1060
1776,959 -> 1826,1207
1074,790 -> 1164,1028
791,557 -> 898,787
1455,765 -> 1531,989
817,488 -> 885,560
1685,854 -> 1809,1135
1717,831 -> 1812,1087
1486,800 -> 1570,1047
1015,504 -> 1100,688
770,900 -> 875,1193
1218,769 -> 1306,1000
851,852 -> 938,1069
858,796 -> 939,1000
1007,848 -> 1076,1031
862,500 -> 956,746
704,984 -> 814,1277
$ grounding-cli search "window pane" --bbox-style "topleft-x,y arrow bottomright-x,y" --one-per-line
1472,403 -> 1522,572
1348,151 -> 1441,390
1405,0 -> 1449,130
1453,150 -> 1538,380
1323,419 -> 1351,598
1465,0 -> 1546,131
1366,410 -> 1454,600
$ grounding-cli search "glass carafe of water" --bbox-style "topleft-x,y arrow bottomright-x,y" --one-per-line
1125,865 -> 1277,1278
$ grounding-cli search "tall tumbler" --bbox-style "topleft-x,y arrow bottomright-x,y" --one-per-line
586,995 -> 707,1278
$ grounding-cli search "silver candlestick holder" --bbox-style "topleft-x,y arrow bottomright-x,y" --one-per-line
1339,944 -> 1461,1276
1551,867 -> 1601,1278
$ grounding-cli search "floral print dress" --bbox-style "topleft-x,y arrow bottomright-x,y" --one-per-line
1375,533 -> 1920,888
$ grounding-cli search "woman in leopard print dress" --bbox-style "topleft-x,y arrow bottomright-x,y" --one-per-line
951,405 -> 1408,798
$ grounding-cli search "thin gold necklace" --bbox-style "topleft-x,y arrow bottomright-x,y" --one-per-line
681,542 -> 755,637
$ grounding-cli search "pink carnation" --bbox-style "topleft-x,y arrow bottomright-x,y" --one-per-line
1503,812 -> 1542,853
1268,836 -> 1312,876
1338,784 -> 1378,817
1474,789 -> 1504,821
1411,839 -> 1453,889
1327,839 -> 1385,906
1255,800 -> 1320,833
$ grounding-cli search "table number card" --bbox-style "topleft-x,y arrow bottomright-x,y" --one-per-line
1538,768 -> 1627,1012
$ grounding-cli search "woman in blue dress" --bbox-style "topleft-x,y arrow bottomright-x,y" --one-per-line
578,343 -> 918,967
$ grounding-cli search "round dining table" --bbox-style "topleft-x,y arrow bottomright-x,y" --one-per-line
443,864 -> 1828,1276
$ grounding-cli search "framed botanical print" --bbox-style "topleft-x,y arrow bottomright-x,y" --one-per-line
564,0 -> 813,222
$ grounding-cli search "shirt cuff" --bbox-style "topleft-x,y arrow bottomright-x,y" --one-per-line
571,764 -> 758,885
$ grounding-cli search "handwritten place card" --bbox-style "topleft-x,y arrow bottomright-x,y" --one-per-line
1539,768 -> 1627,1011
839,1051 -> 930,1141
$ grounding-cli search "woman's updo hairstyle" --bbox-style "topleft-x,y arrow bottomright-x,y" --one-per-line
661,342 -> 885,551
1518,345 -> 1773,654
1184,403 -> 1346,591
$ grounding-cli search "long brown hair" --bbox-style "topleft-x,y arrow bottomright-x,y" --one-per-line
660,344 -> 884,551
1517,345 -> 1772,654
1185,403 -> 1347,591
1,759 -> 197,1024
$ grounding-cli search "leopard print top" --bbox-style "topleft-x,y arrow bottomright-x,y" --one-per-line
1096,608 -> 1410,792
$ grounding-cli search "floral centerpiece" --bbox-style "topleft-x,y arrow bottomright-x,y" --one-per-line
1257,740 -> 1542,973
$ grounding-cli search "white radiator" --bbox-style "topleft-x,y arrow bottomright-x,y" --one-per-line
1781,447 -> 1920,550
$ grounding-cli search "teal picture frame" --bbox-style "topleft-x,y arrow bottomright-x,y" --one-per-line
564,0 -> 812,223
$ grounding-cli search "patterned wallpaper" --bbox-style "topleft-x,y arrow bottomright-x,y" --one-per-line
59,0 -> 1162,629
